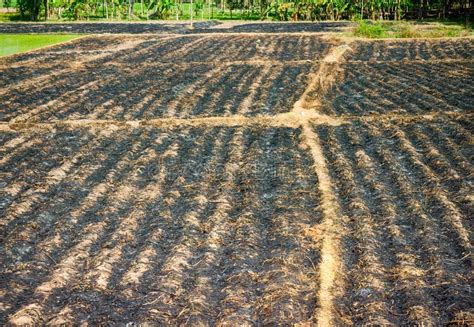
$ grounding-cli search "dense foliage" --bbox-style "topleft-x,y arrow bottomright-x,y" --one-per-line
8,0 -> 473,21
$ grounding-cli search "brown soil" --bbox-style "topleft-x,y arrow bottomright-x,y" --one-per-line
0,25 -> 473,326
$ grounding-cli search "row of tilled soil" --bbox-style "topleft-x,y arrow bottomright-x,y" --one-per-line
2,36 -> 473,122
317,117 -> 473,325
1,32 -> 473,325
3,36 -> 472,78
2,35 -> 331,122
0,126 -> 322,325
320,61 -> 474,115
0,34 -> 333,71
344,38 -> 474,62
0,21 -> 219,34
0,22 -> 350,34
0,117 -> 472,325
1,61 -> 313,121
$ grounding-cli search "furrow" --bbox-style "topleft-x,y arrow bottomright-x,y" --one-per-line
118,128 -> 228,300
362,121 -> 472,323
5,129 -> 179,324
215,128 -> 270,325
385,126 -> 472,264
317,126 -> 396,325
140,128 -> 245,323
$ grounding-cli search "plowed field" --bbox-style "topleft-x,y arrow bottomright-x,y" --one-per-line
1,24 -> 473,325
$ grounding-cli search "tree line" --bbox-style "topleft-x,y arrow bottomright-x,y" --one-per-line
10,0 -> 473,21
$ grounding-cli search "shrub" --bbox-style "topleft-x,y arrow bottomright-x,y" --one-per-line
353,20 -> 386,38
396,24 -> 419,38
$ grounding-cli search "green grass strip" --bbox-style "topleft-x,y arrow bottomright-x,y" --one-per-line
0,34 -> 82,56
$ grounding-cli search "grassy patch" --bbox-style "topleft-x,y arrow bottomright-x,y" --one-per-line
0,34 -> 82,56
0,12 -> 21,21
352,20 -> 473,39
353,20 -> 387,38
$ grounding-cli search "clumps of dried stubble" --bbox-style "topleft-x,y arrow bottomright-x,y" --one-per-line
361,121 -> 472,323
319,126 -> 397,325
2,34 -> 472,326
386,125 -> 472,263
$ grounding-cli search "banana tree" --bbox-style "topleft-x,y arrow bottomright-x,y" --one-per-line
147,0 -> 174,18
332,0 -> 349,19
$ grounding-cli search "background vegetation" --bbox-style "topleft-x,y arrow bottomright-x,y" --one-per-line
0,0 -> 472,22
352,19 -> 472,37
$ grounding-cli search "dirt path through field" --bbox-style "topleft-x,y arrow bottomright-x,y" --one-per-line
294,43 -> 353,326
1,111 -> 470,133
